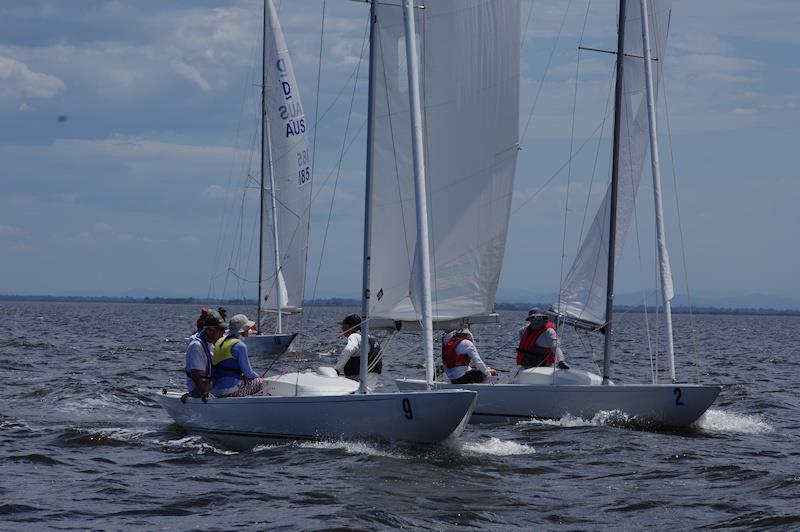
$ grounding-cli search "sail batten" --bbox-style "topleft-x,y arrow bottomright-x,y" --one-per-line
554,0 -> 672,326
368,0 -> 521,324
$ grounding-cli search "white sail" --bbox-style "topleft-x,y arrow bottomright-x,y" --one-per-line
259,0 -> 311,313
554,0 -> 672,326
367,0 -> 520,325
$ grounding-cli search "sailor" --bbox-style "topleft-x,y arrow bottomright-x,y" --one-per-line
442,327 -> 496,384
210,314 -> 264,397
516,308 -> 569,369
195,307 -> 210,332
335,314 -> 383,387
184,309 -> 226,401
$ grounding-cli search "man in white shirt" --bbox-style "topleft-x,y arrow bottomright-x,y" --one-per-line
442,328 -> 496,384
183,309 -> 226,401
335,314 -> 382,389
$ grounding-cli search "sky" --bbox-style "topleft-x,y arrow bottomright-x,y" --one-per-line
1,0 -> 798,303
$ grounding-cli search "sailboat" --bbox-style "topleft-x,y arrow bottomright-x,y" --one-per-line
156,0 -> 477,446
242,0 -> 310,358
397,0 -> 721,428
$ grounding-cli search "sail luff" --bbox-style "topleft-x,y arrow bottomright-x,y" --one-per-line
639,0 -> 676,381
402,0 -> 435,385
257,0 -> 267,331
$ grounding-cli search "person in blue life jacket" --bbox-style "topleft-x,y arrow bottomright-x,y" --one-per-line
441,327 -> 496,384
335,314 -> 383,389
183,309 -> 227,402
210,314 -> 264,397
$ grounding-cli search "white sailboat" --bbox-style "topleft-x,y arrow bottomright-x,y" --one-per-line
397,0 -> 721,428
156,0 -> 477,446
243,0 -> 310,357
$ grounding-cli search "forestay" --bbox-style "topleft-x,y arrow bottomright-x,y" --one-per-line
260,0 -> 312,315
554,0 -> 673,327
367,0 -> 520,326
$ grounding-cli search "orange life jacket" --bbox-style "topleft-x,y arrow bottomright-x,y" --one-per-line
443,337 -> 471,369
516,322 -> 556,366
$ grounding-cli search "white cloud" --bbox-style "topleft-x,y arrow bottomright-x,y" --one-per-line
0,55 -> 65,98
171,60 -> 211,92
677,54 -> 760,83
18,103 -> 30,111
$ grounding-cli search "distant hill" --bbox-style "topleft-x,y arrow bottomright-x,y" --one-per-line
2,291 -> 799,315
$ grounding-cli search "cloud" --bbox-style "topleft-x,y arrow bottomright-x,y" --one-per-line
170,60 -> 211,92
0,224 -> 25,237
0,55 -> 65,98
18,102 -> 29,111
677,54 -> 760,83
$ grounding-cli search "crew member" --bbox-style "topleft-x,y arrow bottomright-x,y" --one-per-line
184,309 -> 226,401
442,328 -> 495,384
211,314 -> 264,397
516,308 -> 569,369
336,314 -> 382,389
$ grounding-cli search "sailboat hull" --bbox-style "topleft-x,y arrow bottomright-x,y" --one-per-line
244,333 -> 296,357
156,389 -> 476,448
395,378 -> 720,427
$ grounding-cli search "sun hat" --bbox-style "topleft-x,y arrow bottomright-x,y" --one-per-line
203,309 -> 228,330
525,307 -> 548,321
228,314 -> 255,334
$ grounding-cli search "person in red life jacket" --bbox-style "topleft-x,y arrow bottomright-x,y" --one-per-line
516,308 -> 569,370
210,314 -> 264,397
336,314 -> 382,390
442,328 -> 496,384
183,309 -> 227,402
195,308 -> 210,332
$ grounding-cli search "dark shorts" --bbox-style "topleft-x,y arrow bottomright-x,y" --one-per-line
450,370 -> 486,384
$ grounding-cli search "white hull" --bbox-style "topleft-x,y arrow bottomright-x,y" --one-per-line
156,389 -> 477,448
244,333 -> 296,357
396,369 -> 720,427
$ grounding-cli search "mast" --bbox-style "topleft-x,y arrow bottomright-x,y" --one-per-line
261,0 -> 283,334
639,0 -> 676,382
358,1 -> 377,394
602,0 -> 627,385
402,0 -> 436,386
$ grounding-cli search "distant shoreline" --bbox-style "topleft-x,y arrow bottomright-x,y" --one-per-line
2,294 -> 799,316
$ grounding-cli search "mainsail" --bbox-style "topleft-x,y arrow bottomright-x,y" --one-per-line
367,0 -> 520,325
259,0 -> 312,316
554,0 -> 673,327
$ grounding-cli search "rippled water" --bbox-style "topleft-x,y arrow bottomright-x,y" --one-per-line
2,301 -> 798,530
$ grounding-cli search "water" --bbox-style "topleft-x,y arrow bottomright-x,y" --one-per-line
2,301 -> 798,530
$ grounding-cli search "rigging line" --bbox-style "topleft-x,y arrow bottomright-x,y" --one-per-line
556,0 -> 592,321
520,0 -> 574,141
658,26 -> 700,385
576,63 -> 616,257
210,26 -> 262,301
512,109 -> 611,216
377,15 -> 416,303
301,15 -> 370,346
309,0 -> 326,190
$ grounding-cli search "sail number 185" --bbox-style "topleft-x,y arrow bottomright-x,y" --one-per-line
297,149 -> 311,187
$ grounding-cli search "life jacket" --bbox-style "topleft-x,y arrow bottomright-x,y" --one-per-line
343,335 -> 383,376
185,331 -> 213,380
442,337 -> 471,369
211,336 -> 244,378
516,322 -> 556,367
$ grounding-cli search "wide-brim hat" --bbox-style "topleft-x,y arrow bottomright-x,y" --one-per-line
229,314 -> 256,334
525,307 -> 548,321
